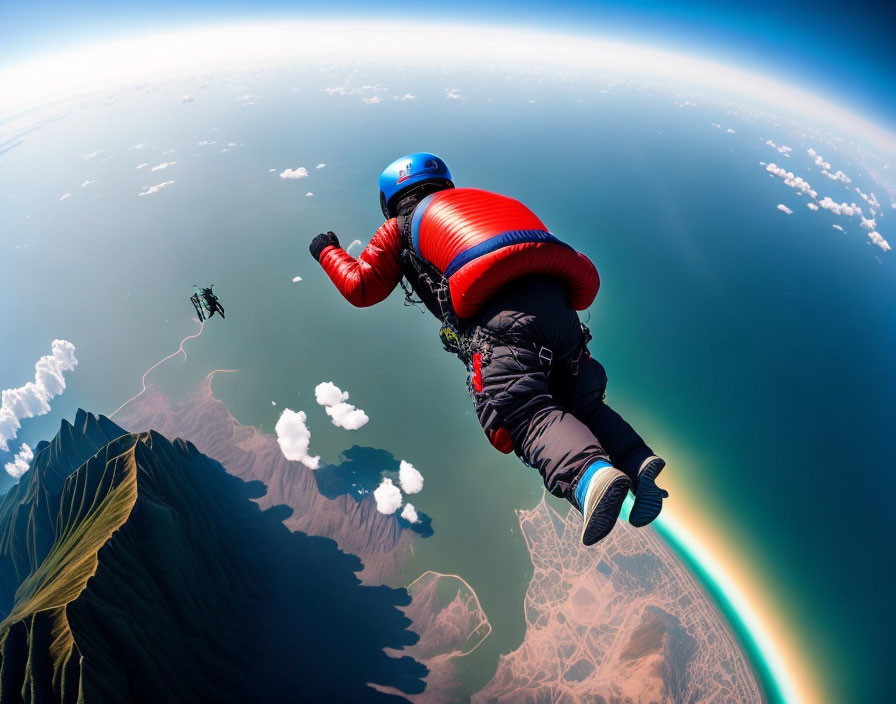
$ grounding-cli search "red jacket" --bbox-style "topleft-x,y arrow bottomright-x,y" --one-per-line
319,188 -> 599,319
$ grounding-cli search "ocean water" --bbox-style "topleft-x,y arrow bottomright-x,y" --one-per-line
1,66 -> 894,702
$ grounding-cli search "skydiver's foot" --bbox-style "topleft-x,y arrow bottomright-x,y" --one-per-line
573,461 -> 631,546
629,456 -> 669,528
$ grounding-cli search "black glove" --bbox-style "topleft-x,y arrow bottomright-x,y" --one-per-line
310,231 -> 339,261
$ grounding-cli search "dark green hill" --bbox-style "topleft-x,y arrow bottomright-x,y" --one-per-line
0,412 -> 425,703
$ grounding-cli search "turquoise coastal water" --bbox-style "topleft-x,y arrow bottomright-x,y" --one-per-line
1,67 -> 894,701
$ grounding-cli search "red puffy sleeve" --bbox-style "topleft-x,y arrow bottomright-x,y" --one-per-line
318,219 -> 403,307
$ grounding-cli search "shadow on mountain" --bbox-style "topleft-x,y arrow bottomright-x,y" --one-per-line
0,411 -> 427,703
314,445 -> 434,538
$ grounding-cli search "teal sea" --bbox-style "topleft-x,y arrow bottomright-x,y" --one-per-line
1,68 -> 894,701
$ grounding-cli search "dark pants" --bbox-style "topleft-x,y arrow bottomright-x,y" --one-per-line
468,277 -> 654,500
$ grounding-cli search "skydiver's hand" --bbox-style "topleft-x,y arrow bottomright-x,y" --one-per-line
310,231 -> 340,261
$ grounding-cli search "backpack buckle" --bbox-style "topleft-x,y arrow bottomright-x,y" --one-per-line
538,346 -> 553,367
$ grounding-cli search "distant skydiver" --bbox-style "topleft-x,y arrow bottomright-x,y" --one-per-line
190,285 -> 225,323
310,153 -> 667,546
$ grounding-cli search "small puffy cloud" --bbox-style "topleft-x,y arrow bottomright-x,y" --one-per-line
323,83 -> 386,96
83,149 -> 103,159
818,197 -> 862,216
80,179 -> 95,188
181,95 -> 195,103
4,443 -> 33,479
347,239 -> 363,254
860,216 -> 877,231
399,460 -> 423,494
373,478 -> 402,515
833,224 -> 845,232
136,163 -> 149,169
807,202 -> 819,211
0,340 -> 78,452
268,168 -> 276,173
766,140 -> 791,156
777,204 -> 793,215
362,96 -> 383,104
315,381 -> 369,430
305,192 -> 314,197
808,149 -> 831,170
445,88 -> 465,100
766,163 -> 817,198
280,167 -> 308,180
822,169 -> 851,184
162,149 -> 175,156
725,128 -> 735,134
197,140 -> 216,146
138,180 -> 174,197
274,409 -> 320,469
855,188 -> 880,210
868,231 -> 891,251
292,276 -> 302,283
315,163 -> 326,169
59,192 -> 71,201
325,403 -> 369,430
393,93 -> 416,101
134,143 -> 146,150
401,503 -> 419,523
151,161 -> 176,171
315,382 -> 348,406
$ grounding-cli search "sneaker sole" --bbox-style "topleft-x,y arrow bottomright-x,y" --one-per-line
629,458 -> 666,528
581,468 -> 631,546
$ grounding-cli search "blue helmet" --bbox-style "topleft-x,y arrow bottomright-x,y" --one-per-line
378,152 -> 453,218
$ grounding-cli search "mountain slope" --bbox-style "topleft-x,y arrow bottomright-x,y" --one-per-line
0,413 -> 426,703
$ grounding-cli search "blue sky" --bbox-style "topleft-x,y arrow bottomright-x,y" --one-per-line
2,0 -> 894,130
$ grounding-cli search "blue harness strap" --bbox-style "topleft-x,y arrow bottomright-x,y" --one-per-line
410,192 -> 439,255
444,229 -> 566,278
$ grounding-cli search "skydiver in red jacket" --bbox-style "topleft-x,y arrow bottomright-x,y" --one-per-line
309,153 -> 667,545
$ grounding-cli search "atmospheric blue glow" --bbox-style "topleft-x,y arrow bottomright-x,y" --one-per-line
1,1 -> 895,131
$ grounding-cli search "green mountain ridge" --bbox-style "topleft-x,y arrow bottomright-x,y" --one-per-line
0,411 -> 426,703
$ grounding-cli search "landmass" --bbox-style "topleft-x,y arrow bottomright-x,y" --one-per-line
473,497 -> 763,703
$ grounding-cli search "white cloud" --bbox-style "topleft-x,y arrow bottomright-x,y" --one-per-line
777,204 -> 793,215
136,162 -> 148,169
279,167 -> 308,180
807,202 -> 819,211
138,180 -> 174,196
868,231 -> 891,251
80,179 -> 95,187
398,460 -> 423,494
180,95 -> 195,103
315,382 -> 348,406
401,503 -> 419,523
818,197 -> 862,216
765,140 -> 791,156
855,188 -> 880,209
134,142 -> 146,150
292,276 -> 302,283
83,149 -> 103,159
274,409 -> 320,469
162,149 -> 175,155
821,169 -> 851,184
315,163 -> 326,169
314,381 -> 369,430
373,478 -> 402,515
268,168 -> 276,173
4,443 -> 33,479
305,192 -> 313,197
347,239 -> 363,254
325,402 -> 369,430
833,224 -> 845,232
393,93 -> 415,101
445,88 -> 465,100
362,96 -> 383,104
197,140 -> 216,146
0,340 -> 78,452
766,163 -> 817,198
807,148 -> 831,170
860,216 -> 877,231
59,192 -> 71,201
725,128 -> 735,134
323,83 -> 386,96
151,161 -> 176,171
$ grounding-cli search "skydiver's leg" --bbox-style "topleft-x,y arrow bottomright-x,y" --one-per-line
553,353 -> 655,487
470,341 -> 609,499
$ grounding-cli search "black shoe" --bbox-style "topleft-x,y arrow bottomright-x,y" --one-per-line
629,456 -> 668,527
576,465 -> 631,546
